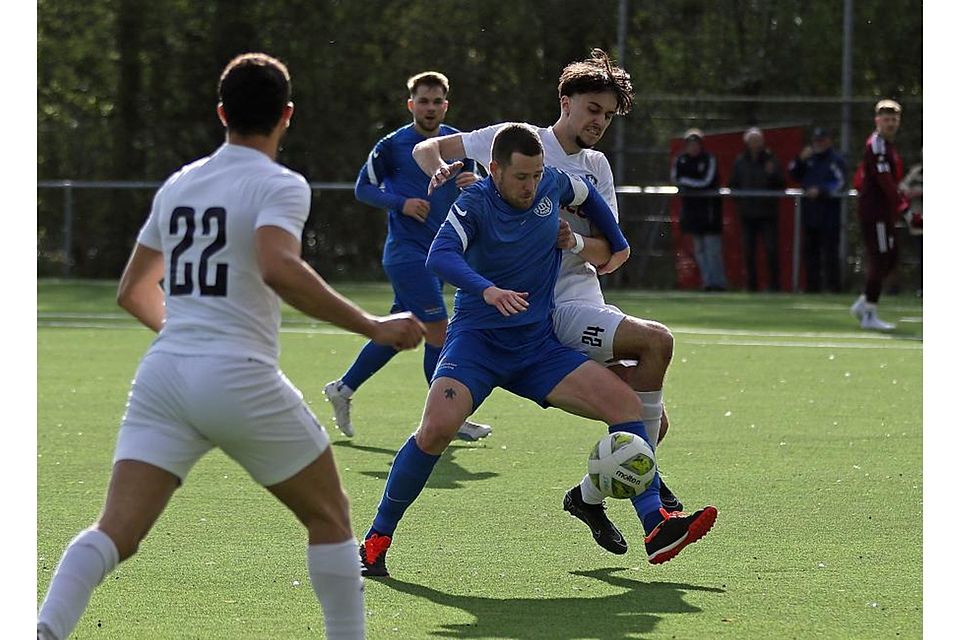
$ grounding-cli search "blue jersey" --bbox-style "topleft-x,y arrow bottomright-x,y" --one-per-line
427,167 -> 591,331
355,123 -> 476,266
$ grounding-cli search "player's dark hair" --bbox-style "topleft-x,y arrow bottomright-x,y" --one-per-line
558,48 -> 634,116
407,71 -> 449,97
491,123 -> 544,167
218,53 -> 291,136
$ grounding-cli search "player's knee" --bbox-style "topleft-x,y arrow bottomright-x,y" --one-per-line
651,324 -> 674,364
415,420 -> 456,455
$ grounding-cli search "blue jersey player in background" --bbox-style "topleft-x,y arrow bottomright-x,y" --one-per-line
324,71 -> 492,442
359,124 -> 717,577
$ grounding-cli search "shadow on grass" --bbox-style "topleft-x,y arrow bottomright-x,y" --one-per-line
376,567 -> 723,639
333,440 -> 498,490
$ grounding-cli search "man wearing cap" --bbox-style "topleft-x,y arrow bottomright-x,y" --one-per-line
729,127 -> 785,292
789,128 -> 847,293
850,99 -> 907,330
671,129 -> 726,291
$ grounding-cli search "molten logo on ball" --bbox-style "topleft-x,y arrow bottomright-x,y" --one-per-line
587,432 -> 657,499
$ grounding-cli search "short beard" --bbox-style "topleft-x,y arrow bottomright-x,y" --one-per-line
416,117 -> 440,133
574,135 -> 595,149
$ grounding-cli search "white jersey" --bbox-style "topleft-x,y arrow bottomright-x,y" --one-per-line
461,124 -> 617,306
137,143 -> 311,365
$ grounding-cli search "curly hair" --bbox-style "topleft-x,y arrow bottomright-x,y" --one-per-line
557,48 -> 634,116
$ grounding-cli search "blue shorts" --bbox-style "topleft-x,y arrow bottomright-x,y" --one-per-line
383,260 -> 448,323
432,321 -> 590,411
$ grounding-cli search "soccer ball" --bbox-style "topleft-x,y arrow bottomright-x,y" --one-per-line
588,432 -> 657,499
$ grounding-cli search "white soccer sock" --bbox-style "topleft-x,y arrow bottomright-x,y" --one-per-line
864,302 -> 878,313
307,539 -> 365,640
637,390 -> 664,445
336,380 -> 355,398
37,528 -> 119,640
579,474 -> 606,505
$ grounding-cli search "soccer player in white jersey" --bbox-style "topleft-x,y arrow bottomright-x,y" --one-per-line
413,50 -> 700,556
37,53 -> 424,640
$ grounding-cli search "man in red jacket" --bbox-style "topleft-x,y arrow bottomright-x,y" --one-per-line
850,99 -> 908,330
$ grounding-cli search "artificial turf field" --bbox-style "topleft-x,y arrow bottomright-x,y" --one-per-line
37,280 -> 923,639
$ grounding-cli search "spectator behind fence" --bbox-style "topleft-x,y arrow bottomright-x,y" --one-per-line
849,99 -> 908,330
729,127 -> 785,292
788,127 -> 847,293
899,154 -> 922,297
671,128 -> 726,291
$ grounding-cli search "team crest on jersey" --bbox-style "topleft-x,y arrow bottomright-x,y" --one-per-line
534,196 -> 553,217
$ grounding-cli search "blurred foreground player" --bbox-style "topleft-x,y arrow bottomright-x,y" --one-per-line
37,53 -> 425,640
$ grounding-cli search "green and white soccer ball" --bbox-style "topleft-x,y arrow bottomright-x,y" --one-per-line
588,431 -> 657,499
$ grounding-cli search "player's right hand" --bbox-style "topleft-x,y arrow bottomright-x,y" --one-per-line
482,287 -> 529,316
428,160 -> 464,195
372,312 -> 426,350
402,198 -> 431,223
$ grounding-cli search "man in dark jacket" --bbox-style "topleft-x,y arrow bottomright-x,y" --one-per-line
729,127 -> 785,291
672,129 -> 726,291
789,128 -> 847,293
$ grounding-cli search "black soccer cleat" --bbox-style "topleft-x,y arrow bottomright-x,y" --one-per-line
659,479 -> 684,513
360,532 -> 391,578
563,485 -> 628,555
644,505 -> 717,564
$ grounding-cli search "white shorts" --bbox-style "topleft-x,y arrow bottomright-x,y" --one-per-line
552,302 -> 628,364
114,350 -> 330,486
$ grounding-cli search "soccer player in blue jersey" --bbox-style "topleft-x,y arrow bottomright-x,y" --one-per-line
323,71 -> 492,442
359,124 -> 717,577
413,50 -> 703,557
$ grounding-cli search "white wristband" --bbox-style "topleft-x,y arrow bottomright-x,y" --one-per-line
570,232 -> 585,255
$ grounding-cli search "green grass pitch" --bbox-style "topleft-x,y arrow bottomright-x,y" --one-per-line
37,280 -> 922,639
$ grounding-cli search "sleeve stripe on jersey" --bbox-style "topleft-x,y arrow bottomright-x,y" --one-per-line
445,210 -> 469,251
365,151 -> 380,185
676,155 -> 717,188
569,175 -> 589,206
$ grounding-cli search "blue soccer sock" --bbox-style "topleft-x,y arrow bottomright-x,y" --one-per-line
368,436 -> 441,538
423,343 -> 442,386
341,341 -> 398,392
608,421 -> 664,534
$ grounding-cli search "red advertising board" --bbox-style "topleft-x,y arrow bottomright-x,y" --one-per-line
668,126 -> 806,290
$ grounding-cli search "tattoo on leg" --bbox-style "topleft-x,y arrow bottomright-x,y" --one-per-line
443,387 -> 456,400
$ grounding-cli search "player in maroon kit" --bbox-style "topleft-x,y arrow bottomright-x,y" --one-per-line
850,99 -> 908,330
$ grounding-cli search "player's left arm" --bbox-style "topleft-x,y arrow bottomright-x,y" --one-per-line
576,159 -> 619,267
560,172 -> 630,274
117,243 -> 166,332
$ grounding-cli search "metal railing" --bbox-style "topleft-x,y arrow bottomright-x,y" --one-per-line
37,180 -> 860,291
625,186 -> 859,292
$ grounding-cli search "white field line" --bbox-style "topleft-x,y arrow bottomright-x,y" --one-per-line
681,338 -> 921,350
38,313 -> 922,350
